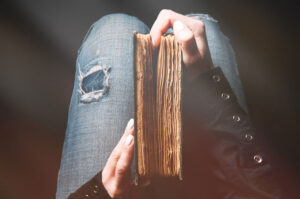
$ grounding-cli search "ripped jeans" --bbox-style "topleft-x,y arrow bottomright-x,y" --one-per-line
56,13 -> 247,199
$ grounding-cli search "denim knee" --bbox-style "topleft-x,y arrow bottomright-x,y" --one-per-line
75,13 -> 150,103
78,13 -> 149,54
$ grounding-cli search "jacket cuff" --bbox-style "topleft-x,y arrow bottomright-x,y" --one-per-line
68,170 -> 111,199
183,67 -> 239,125
183,67 -> 282,198
184,66 -> 270,169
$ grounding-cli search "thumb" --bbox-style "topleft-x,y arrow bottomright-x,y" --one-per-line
173,20 -> 200,68
115,133 -> 134,187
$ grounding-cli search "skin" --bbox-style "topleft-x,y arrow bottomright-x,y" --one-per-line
102,9 -> 214,198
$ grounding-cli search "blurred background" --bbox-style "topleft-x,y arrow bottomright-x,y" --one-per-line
0,0 -> 298,199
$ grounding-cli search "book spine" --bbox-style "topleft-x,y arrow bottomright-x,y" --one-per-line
179,52 -> 184,181
132,31 -> 140,185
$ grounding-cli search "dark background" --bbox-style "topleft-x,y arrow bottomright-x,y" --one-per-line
0,0 -> 298,199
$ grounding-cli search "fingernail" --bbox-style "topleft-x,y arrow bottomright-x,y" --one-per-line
125,134 -> 134,146
173,21 -> 185,32
126,118 -> 134,131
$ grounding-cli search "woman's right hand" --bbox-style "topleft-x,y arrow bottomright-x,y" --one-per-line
150,9 -> 214,80
102,119 -> 135,198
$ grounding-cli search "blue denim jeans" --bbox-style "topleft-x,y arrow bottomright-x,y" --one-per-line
56,13 -> 247,199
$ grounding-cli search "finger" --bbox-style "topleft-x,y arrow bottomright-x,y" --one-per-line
190,20 -> 213,69
150,9 -> 193,48
181,18 -> 214,70
173,19 -> 213,75
104,119 -> 134,174
150,10 -> 214,76
150,10 -> 211,57
115,134 -> 134,187
115,118 -> 135,151
173,20 -> 201,67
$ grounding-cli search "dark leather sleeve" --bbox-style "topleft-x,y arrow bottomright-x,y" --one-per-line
67,67 -> 285,199
183,67 -> 284,199
68,171 -> 111,199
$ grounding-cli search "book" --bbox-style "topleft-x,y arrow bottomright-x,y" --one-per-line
133,32 -> 183,184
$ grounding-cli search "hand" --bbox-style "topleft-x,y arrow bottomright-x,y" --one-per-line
150,9 -> 214,80
102,119 -> 135,198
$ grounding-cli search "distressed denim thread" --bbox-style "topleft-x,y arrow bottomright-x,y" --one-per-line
78,62 -> 111,103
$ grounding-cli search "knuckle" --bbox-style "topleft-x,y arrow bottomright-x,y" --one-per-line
116,164 -> 127,175
184,31 -> 194,42
111,152 -> 119,162
193,20 -> 206,36
159,9 -> 173,19
195,20 -> 205,29
159,9 -> 169,15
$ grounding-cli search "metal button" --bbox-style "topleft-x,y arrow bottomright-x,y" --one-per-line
93,189 -> 99,194
221,93 -> 230,100
245,133 -> 253,141
94,185 -> 99,189
212,75 -> 221,82
85,194 -> 89,198
254,154 -> 263,164
232,115 -> 241,123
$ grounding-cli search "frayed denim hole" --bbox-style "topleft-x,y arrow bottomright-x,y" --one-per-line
78,65 -> 111,104
82,69 -> 105,93
77,58 -> 104,74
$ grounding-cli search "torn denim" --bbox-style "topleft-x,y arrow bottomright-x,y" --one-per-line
78,60 -> 111,103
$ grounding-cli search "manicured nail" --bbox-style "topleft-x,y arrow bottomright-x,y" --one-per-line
125,134 -> 134,146
126,118 -> 134,131
173,21 -> 185,32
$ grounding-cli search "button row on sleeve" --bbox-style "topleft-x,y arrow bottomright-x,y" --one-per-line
212,74 -> 231,101
82,183 -> 100,198
232,114 -> 263,164
211,73 -> 263,165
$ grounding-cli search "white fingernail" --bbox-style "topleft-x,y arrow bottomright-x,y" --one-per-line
173,21 -> 185,31
126,118 -> 134,131
125,134 -> 134,146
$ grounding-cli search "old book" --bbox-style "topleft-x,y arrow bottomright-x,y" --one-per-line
133,32 -> 183,184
